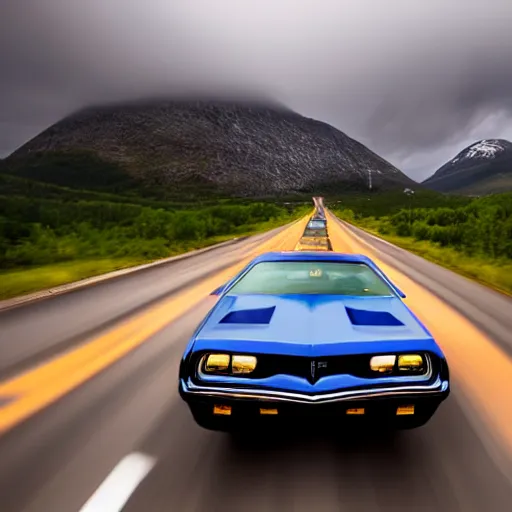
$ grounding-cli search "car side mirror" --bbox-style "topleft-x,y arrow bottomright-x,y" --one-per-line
210,284 -> 227,296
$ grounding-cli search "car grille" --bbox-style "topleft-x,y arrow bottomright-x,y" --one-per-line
241,354 -> 382,383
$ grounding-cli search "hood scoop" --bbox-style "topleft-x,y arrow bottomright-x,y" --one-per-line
220,306 -> 276,325
346,306 -> 404,327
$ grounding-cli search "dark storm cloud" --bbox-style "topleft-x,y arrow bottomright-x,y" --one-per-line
1,0 -> 512,180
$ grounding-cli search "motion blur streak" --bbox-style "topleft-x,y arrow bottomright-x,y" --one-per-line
328,210 -> 512,461
1,208 -> 512,512
0,216 -> 309,434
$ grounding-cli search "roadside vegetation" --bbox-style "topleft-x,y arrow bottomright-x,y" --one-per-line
328,191 -> 512,295
0,173 -> 309,299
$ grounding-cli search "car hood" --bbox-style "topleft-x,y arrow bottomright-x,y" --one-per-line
195,294 -> 434,353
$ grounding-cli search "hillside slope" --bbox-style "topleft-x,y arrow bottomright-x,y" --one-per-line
423,139 -> 512,195
3,99 -> 415,198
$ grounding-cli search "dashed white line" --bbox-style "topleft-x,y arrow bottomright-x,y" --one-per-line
79,452 -> 156,512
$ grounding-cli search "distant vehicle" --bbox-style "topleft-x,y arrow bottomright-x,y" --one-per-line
295,236 -> 332,251
313,210 -> 325,219
179,252 -> 450,432
302,227 -> 328,238
307,219 -> 327,230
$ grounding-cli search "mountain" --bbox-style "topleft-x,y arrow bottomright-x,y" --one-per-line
423,139 -> 512,195
2,98 -> 416,198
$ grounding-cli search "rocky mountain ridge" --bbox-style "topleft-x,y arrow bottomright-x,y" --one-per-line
4,99 -> 416,197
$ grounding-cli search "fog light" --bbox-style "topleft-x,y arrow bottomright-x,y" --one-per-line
205,354 -> 230,373
213,405 -> 232,415
346,408 -> 365,415
396,405 -> 415,416
398,354 -> 424,372
260,408 -> 278,415
370,355 -> 396,373
232,355 -> 257,374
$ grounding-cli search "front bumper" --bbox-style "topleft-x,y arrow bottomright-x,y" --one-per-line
179,376 -> 449,405
180,377 -> 449,426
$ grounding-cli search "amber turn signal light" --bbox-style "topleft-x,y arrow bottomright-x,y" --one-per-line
346,408 -> 365,415
260,408 -> 278,415
396,405 -> 415,416
213,405 -> 232,416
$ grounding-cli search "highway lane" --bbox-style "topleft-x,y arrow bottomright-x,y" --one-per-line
327,211 -> 512,470
336,218 -> 512,357
0,221 -> 299,379
0,217 -> 309,434
0,209 -> 511,511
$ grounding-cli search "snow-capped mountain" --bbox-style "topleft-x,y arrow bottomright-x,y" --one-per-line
3,98 -> 415,197
423,139 -> 512,195
451,140 -> 508,164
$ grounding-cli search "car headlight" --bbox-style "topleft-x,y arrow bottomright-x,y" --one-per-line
398,354 -> 424,372
232,355 -> 257,374
205,354 -> 230,373
369,353 -> 427,375
202,354 -> 257,375
369,355 -> 396,373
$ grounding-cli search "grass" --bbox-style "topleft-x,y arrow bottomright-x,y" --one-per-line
0,259 -> 142,300
331,190 -> 512,296
0,215 -> 302,301
351,218 -> 512,297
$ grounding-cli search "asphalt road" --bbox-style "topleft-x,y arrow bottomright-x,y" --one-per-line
0,210 -> 511,511
0,224 -> 290,379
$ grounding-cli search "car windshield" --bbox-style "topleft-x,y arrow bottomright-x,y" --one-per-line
228,261 -> 394,296
307,220 -> 326,229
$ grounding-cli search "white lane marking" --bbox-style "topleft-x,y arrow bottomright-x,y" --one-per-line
79,452 -> 156,512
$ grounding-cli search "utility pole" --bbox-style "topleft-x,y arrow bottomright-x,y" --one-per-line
368,169 -> 372,191
403,188 -> 415,227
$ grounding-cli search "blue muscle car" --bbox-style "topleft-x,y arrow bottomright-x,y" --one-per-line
179,252 -> 450,432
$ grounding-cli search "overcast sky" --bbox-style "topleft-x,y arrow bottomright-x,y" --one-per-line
2,0 -> 512,181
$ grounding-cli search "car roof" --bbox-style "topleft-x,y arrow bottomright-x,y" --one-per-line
250,252 -> 373,265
